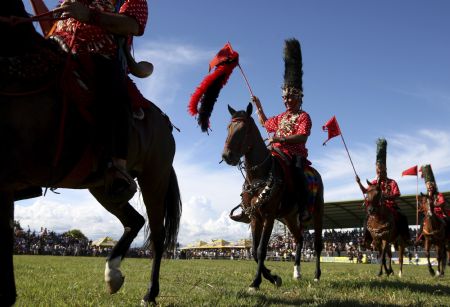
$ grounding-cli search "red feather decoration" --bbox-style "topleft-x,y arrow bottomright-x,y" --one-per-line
188,43 -> 239,132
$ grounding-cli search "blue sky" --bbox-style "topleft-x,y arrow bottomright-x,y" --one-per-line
17,0 -> 450,246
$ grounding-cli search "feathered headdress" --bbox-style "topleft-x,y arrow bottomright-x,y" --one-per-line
421,164 -> 436,184
188,43 -> 239,132
376,138 -> 387,165
282,38 -> 303,99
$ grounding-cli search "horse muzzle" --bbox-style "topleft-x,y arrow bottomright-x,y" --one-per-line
222,150 -> 239,166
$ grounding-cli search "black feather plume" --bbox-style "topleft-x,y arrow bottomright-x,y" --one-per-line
283,38 -> 303,93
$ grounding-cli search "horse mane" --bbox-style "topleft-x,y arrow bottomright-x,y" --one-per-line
1,0 -> 45,56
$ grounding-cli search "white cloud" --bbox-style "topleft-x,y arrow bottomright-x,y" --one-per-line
130,41 -> 213,107
14,126 -> 450,247
315,129 -> 450,201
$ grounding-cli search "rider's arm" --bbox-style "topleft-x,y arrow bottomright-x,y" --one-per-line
54,1 -> 141,36
356,175 -> 368,194
252,96 -> 268,125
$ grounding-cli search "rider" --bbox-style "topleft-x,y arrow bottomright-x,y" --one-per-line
253,38 -> 312,223
416,164 -> 449,242
356,138 -> 410,247
50,0 -> 148,201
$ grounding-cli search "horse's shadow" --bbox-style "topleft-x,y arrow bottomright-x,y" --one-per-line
327,278 -> 450,296
237,291 -> 394,306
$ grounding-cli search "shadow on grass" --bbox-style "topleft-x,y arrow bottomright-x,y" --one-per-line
327,278 -> 450,297
237,291 -> 400,307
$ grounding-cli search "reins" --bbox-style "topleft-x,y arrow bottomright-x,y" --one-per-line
0,10 -> 66,27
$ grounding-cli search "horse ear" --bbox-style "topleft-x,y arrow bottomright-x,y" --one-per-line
246,103 -> 253,116
366,179 -> 372,186
228,105 -> 236,116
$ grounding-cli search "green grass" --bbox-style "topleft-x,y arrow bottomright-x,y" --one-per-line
13,255 -> 450,306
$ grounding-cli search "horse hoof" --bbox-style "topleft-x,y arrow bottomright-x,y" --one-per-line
398,271 -> 402,278
106,269 -> 125,294
293,274 -> 302,280
141,299 -> 157,307
274,276 -> 282,287
247,286 -> 258,293
435,271 -> 441,277
314,278 -> 320,283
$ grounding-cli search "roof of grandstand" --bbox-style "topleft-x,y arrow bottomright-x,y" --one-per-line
323,191 -> 450,229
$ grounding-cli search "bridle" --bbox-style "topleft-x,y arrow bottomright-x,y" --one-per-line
224,116 -> 254,159
365,185 -> 384,213
225,115 -> 271,183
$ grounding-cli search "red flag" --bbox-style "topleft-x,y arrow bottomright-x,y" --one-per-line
401,165 -> 418,176
188,43 -> 239,132
322,116 -> 341,145
208,42 -> 237,72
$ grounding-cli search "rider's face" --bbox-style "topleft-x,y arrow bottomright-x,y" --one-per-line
283,95 -> 301,112
426,181 -> 436,194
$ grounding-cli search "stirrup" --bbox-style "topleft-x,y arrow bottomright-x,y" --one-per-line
229,204 -> 251,224
105,165 -> 137,204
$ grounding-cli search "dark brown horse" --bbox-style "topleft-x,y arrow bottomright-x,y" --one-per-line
0,1 -> 181,305
418,194 -> 448,276
222,104 -> 324,291
365,181 -> 407,277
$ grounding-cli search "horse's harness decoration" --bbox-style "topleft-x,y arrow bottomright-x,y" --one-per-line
227,116 -> 283,219
366,189 -> 392,239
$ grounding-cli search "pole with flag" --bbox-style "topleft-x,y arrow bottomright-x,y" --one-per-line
322,116 -> 358,177
402,165 -> 419,239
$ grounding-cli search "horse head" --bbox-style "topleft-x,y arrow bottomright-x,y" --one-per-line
419,193 -> 434,218
365,179 -> 382,215
222,103 -> 254,166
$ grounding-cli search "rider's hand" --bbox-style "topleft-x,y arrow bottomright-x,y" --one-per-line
252,96 -> 262,110
54,1 -> 91,23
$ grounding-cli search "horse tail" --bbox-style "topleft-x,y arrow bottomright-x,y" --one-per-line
162,167 -> 182,250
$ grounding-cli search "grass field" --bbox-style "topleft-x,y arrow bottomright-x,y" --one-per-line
13,255 -> 450,306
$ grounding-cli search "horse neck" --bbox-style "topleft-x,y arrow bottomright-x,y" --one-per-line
244,120 -> 270,180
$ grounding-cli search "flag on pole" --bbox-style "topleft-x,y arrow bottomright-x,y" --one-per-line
188,43 -> 239,133
401,165 -> 418,176
322,116 -> 342,145
29,0 -> 54,37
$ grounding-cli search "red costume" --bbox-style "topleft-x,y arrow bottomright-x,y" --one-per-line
52,0 -> 148,55
431,192 -> 449,219
265,110 -> 311,158
370,178 -> 401,210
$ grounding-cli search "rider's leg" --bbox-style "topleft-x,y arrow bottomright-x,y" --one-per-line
294,156 -> 310,222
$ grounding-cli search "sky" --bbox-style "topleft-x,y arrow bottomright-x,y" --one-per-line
16,0 -> 450,247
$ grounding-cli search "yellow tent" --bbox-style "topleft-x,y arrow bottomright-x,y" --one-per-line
233,239 -> 252,248
92,237 -> 117,247
211,239 -> 230,248
180,240 -> 209,250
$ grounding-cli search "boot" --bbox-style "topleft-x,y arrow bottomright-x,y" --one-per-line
105,163 -> 137,204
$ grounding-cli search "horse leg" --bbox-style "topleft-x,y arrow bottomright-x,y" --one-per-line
140,168 -> 181,305
386,245 -> 394,276
89,187 -> 145,294
425,239 -> 435,276
0,192 -> 16,306
398,242 -> 404,278
249,217 -> 280,291
249,219 -> 278,287
378,242 -> 386,276
313,197 -> 323,282
435,244 -> 442,277
284,217 -> 303,279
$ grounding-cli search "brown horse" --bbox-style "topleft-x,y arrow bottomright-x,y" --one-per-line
418,194 -> 448,276
222,104 -> 324,291
0,1 -> 181,305
365,181 -> 407,277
